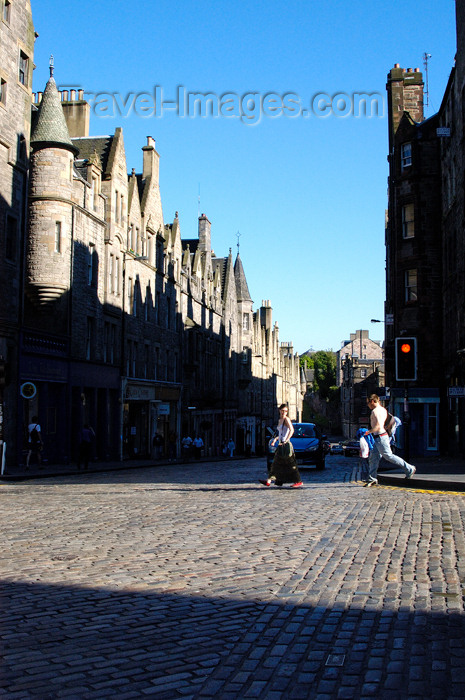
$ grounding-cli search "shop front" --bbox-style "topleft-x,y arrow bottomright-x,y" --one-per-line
390,387 -> 440,457
123,380 -> 181,460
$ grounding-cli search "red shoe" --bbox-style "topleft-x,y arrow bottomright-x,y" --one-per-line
258,479 -> 271,486
290,481 -> 303,488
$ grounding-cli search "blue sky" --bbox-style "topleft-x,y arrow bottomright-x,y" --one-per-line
31,1 -> 457,353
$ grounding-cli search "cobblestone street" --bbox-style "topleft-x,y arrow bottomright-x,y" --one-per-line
1,456 -> 465,699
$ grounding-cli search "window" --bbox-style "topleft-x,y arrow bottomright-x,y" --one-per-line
55,221 -> 61,253
405,269 -> 418,302
115,257 -> 120,294
5,215 -> 17,262
144,343 -> 150,378
133,342 -> 138,376
127,277 -> 133,312
0,78 -> 6,105
114,190 -> 119,223
85,317 -> 95,360
154,346 -> 159,380
402,203 -> 415,239
91,177 -> 98,211
133,281 -> 138,316
360,369 -> 367,378
103,322 -> 109,363
88,244 -> 95,285
108,253 -> 113,293
243,313 -> 250,331
120,194 -> 124,225
3,0 -> 11,23
19,51 -> 29,87
401,142 -> 412,171
427,403 -> 438,450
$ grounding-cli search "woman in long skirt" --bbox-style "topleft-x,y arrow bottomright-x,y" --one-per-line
259,404 -> 303,488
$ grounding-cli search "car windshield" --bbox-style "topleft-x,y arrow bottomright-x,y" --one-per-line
292,425 -> 317,439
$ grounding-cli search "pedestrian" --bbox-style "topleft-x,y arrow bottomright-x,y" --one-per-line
153,433 -> 164,460
181,435 -> 193,461
168,431 -> 177,462
78,423 -> 95,470
227,438 -> 235,457
193,435 -> 204,459
26,415 -> 43,469
259,404 -> 303,488
356,426 -> 374,480
364,394 -> 416,487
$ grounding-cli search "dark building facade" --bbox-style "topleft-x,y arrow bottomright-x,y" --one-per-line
385,0 -> 465,456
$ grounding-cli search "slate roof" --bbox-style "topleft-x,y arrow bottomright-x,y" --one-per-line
234,253 -> 252,302
71,135 -> 114,175
31,75 -> 79,155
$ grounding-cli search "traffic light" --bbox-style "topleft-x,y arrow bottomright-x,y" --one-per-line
395,337 -> 417,381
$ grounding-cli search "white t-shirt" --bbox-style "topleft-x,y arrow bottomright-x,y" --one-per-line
359,435 -> 370,459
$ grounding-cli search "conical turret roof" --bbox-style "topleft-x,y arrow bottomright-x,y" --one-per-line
31,63 -> 79,155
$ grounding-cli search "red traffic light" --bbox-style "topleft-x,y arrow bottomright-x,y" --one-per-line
395,337 -> 417,381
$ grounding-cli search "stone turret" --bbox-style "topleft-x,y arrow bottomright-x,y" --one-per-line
386,64 -> 424,151
26,60 -> 78,309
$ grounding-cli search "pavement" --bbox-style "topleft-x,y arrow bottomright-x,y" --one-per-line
2,451 -> 465,492
1,456 -> 465,699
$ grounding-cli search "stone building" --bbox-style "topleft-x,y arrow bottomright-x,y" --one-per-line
439,0 -> 465,456
384,0 -> 465,456
0,0 -> 35,465
336,330 -> 384,438
0,1 -> 302,467
385,64 -> 443,456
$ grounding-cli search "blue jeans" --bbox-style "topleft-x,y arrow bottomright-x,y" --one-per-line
368,434 -> 415,482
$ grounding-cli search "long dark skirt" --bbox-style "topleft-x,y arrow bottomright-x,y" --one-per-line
269,443 -> 301,484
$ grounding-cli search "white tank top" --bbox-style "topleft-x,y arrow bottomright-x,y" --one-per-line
277,421 -> 290,442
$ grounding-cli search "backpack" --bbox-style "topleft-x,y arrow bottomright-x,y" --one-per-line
384,412 -> 396,437
30,425 -> 41,446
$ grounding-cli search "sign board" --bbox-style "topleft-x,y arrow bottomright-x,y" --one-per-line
386,314 -> 394,325
158,403 -> 170,415
20,382 -> 37,399
437,127 -> 451,137
448,386 -> 465,397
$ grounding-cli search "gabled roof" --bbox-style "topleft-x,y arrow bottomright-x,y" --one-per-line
31,73 -> 78,155
71,135 -> 114,173
234,253 -> 252,302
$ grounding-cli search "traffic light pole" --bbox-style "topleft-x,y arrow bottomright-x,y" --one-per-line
403,386 -> 410,461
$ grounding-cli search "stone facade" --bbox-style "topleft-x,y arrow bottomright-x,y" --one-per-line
0,4 -> 302,466
0,0 -> 35,458
336,330 -> 384,439
384,0 -> 465,456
